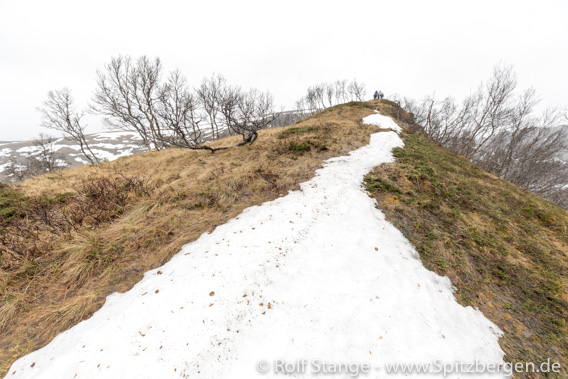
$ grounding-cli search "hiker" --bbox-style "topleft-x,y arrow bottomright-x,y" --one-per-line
379,90 -> 384,102
373,90 -> 379,100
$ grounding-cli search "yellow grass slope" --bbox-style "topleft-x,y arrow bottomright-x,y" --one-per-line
0,102 -> 378,376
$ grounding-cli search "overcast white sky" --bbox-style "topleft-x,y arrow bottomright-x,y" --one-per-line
0,0 -> 567,141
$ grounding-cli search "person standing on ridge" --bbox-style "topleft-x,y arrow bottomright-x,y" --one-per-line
379,90 -> 384,102
374,90 -> 379,100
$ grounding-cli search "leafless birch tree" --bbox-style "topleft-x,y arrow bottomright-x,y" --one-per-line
91,55 -> 165,151
37,88 -> 99,164
400,65 -> 568,208
196,74 -> 227,139
219,87 -> 279,146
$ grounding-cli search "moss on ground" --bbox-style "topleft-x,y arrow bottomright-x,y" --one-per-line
365,132 -> 568,377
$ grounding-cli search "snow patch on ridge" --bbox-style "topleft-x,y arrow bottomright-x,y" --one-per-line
7,121 -> 505,378
363,113 -> 403,133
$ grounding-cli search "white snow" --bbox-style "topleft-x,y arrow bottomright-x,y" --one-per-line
0,148 -> 13,157
0,141 -> 22,146
51,144 -> 78,151
0,161 -> 10,173
89,143 -> 129,150
55,145 -> 138,162
6,115 -> 505,378
363,113 -> 403,133
87,149 -> 131,162
91,131 -> 143,141
16,146 -> 41,154
72,156 -> 89,164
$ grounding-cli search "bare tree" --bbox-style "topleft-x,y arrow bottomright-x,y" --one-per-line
38,88 -> 99,164
334,79 -> 348,103
4,158 -> 27,181
475,107 -> 568,200
3,134 -> 67,181
196,74 -> 227,139
219,87 -> 279,146
156,70 -> 227,152
296,78 -> 368,116
401,65 -> 568,208
325,83 -> 335,108
91,55 -> 165,151
347,79 -> 366,101
32,133 -> 67,173
92,56 -> 283,152
304,87 -> 320,111
294,96 -> 318,119
294,78 -> 369,119
312,84 -> 326,109
79,54 -> 287,153
456,66 -> 517,158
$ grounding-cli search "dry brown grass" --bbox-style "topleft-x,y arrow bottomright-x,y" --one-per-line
0,102 -> 377,375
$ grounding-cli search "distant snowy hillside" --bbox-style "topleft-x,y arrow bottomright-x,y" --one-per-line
0,131 -> 147,179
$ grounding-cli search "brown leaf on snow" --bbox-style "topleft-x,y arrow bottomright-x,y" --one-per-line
374,247 -> 378,251
209,291 -> 215,296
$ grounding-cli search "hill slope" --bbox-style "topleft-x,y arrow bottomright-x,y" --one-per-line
365,105 -> 568,376
1,101 -> 567,377
5,111 -> 505,378
0,103 -> 377,376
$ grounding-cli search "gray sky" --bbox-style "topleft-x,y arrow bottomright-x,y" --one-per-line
1,0 -> 567,141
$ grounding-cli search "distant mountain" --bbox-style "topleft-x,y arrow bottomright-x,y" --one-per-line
0,131 -> 147,180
